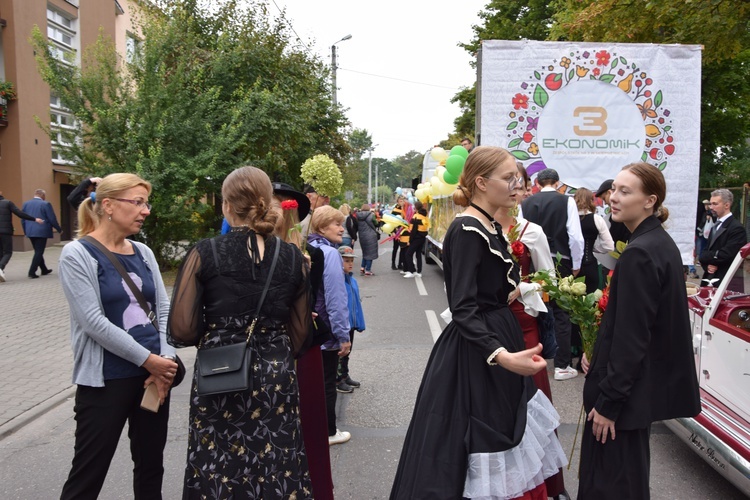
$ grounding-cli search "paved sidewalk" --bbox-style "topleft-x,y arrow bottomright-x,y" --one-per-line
0,243 -> 76,436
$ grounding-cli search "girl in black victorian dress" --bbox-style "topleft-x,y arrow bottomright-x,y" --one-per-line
390,147 -> 566,500
168,167 -> 312,499
579,162 -> 700,499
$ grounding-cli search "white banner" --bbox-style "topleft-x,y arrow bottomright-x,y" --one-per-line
479,40 -> 702,264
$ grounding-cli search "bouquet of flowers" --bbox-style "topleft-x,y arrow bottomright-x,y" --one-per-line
527,258 -> 610,360
300,154 -> 343,198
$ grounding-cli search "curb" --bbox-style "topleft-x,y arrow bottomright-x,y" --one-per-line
0,385 -> 76,441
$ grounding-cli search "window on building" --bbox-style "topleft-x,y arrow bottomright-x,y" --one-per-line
47,7 -> 77,66
126,33 -> 142,64
50,93 -> 77,165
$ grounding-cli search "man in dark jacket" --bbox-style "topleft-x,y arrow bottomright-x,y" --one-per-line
699,188 -> 747,286
0,190 -> 43,282
22,189 -> 62,278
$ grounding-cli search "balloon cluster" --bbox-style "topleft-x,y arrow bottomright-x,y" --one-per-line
380,212 -> 409,235
394,187 -> 416,204
414,146 -> 468,204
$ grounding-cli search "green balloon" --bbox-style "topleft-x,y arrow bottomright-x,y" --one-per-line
445,154 -> 466,176
443,171 -> 459,185
450,145 -> 469,159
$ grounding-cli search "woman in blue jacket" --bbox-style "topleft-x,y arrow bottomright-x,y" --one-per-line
307,205 -> 353,445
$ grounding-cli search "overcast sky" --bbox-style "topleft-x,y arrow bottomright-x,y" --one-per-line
270,0 -> 488,159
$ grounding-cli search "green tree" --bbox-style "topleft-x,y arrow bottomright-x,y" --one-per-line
549,0 -> 750,186
32,0 -> 348,265
452,0 -> 558,140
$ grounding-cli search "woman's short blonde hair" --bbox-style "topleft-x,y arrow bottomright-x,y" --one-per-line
311,205 -> 345,234
339,203 -> 351,216
77,173 -> 152,237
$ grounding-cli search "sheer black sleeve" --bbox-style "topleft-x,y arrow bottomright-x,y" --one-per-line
167,245 -> 205,347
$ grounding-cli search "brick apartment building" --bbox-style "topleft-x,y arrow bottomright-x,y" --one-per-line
0,0 -> 138,250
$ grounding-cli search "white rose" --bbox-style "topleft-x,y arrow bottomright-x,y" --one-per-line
593,289 -> 603,301
571,282 -> 587,296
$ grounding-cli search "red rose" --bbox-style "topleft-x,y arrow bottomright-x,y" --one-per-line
511,240 -> 525,257
598,292 -> 609,312
281,200 -> 299,210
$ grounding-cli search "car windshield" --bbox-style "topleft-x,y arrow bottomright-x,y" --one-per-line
723,256 -> 750,295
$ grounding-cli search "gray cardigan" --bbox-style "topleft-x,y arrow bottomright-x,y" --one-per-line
59,239 -> 175,387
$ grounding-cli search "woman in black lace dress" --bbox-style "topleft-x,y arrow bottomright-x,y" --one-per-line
168,166 -> 312,499
390,147 -> 566,500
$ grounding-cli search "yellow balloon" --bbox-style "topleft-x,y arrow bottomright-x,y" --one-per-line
430,147 -> 449,162
439,180 -> 456,195
436,166 -> 447,182
381,223 -> 396,234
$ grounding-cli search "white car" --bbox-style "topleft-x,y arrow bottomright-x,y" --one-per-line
667,243 -> 750,496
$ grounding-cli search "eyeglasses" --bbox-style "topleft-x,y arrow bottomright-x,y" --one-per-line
484,175 -> 524,191
115,198 -> 152,211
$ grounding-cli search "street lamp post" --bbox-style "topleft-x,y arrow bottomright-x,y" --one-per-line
367,144 -> 378,205
331,34 -> 352,108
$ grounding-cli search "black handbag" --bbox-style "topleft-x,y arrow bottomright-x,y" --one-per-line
82,236 -> 186,387
195,236 -> 280,397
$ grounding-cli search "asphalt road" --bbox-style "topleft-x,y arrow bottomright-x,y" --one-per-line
0,247 -> 745,499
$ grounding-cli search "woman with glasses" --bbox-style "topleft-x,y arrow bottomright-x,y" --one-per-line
390,147 -> 566,500
58,173 -> 178,499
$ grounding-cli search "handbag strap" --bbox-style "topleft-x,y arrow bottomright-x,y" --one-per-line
82,235 -> 159,331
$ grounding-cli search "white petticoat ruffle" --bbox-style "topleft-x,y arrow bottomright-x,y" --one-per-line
463,390 -> 568,500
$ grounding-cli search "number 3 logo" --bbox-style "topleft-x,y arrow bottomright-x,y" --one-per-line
573,107 -> 608,136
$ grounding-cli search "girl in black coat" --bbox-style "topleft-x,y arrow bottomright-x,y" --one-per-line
579,162 -> 700,499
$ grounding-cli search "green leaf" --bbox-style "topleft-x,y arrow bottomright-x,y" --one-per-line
507,121 -> 518,130
664,126 -> 672,132
658,161 -> 667,171
568,69 -> 574,80
620,57 -> 627,65
654,90 -> 663,108
508,137 -> 523,148
599,74 -> 615,83
534,70 -> 541,80
611,59 -> 618,69
641,151 -> 647,161
533,84 -> 549,108
511,150 -> 530,160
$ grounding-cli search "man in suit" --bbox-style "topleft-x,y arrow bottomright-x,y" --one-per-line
699,188 -> 747,286
22,189 -> 62,279
521,168 -> 584,381
0,190 -> 43,282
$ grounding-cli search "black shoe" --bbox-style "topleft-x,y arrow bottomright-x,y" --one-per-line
391,265 -> 398,270
41,269 -> 53,276
28,274 -> 39,279
336,381 -> 354,393
553,490 -> 572,500
344,376 -> 360,388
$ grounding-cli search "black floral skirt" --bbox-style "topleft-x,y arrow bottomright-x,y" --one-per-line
183,327 -> 312,499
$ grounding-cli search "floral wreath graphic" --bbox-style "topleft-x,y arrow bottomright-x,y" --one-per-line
506,49 -> 675,177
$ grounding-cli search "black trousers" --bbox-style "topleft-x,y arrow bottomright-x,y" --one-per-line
404,238 -> 425,273
391,238 -> 402,268
0,233 -> 12,270
321,349 -> 340,436
28,237 -> 50,276
578,421 -> 651,499
553,260 -> 574,369
60,376 -> 170,500
338,330 -> 355,380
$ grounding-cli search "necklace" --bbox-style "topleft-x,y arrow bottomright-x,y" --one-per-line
470,203 -> 498,226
